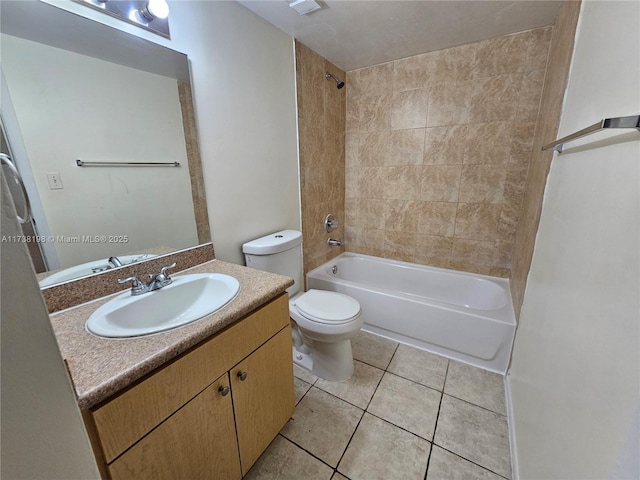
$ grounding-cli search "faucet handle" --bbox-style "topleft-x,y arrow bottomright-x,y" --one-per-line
159,263 -> 177,279
152,263 -> 177,288
118,276 -> 147,295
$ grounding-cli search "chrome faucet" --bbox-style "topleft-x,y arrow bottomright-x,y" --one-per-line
118,263 -> 176,296
109,256 -> 123,267
327,238 -> 342,247
91,255 -> 124,273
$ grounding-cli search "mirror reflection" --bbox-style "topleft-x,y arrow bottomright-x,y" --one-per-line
0,1 -> 209,288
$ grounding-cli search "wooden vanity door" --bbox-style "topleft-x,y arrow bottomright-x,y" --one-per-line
231,326 -> 295,476
108,374 -> 241,480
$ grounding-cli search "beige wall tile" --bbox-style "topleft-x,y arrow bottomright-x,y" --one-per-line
359,228 -> 386,254
510,122 -> 537,164
474,31 -> 531,78
357,166 -> 387,199
517,69 -> 546,123
464,121 -> 512,164
384,230 -> 417,261
345,167 -> 358,200
497,194 -> 522,241
359,93 -> 393,132
490,267 -> 511,278
421,165 -> 462,202
525,26 -> 553,72
454,203 -> 501,241
384,200 -> 422,232
345,134 -> 359,167
424,125 -> 468,165
469,74 -> 522,123
348,62 -> 394,98
416,234 -> 454,260
296,42 -> 345,276
458,165 -> 507,204
449,261 -> 492,275
345,96 -> 361,134
391,88 -> 429,130
354,198 -> 387,229
452,238 -> 496,266
385,166 -> 423,200
510,2 -> 580,318
359,129 -> 425,166
431,43 -> 477,83
393,52 -> 435,91
427,81 -> 473,126
417,202 -> 457,237
494,240 -> 514,268
337,26 -> 555,278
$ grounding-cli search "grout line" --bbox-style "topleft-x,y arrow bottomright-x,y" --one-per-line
331,353 -> 390,473
277,434 -> 338,472
384,341 -> 401,370
307,384 -> 368,411
442,391 -> 508,418
381,369 -> 445,395
364,410 -> 434,444
332,406 -> 366,472
431,444 -> 511,480
424,361 -> 449,479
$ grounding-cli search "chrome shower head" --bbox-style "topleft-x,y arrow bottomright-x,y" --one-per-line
325,72 -> 345,89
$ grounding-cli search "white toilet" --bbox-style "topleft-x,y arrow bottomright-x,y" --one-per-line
243,230 -> 363,381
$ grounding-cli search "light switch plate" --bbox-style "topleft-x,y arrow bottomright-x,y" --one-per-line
46,172 -> 64,190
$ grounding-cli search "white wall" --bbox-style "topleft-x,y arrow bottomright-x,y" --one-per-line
2,34 -> 198,268
169,1 -> 300,264
1,172 -> 100,479
507,1 -> 640,478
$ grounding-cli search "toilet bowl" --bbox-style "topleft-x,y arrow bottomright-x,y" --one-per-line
242,230 -> 363,381
289,289 -> 363,381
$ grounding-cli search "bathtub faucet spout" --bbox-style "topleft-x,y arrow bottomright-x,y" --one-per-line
327,238 -> 342,247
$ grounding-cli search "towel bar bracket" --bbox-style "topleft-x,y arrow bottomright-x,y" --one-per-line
542,114 -> 640,153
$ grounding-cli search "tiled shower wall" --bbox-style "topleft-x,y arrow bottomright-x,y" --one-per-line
510,1 -> 581,316
344,28 -> 552,276
295,41 -> 346,275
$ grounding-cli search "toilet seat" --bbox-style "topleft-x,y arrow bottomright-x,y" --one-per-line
292,289 -> 361,325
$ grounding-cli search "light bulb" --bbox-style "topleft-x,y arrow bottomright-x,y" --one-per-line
140,0 -> 169,21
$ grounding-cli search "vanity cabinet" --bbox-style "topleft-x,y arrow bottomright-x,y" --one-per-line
84,294 -> 294,479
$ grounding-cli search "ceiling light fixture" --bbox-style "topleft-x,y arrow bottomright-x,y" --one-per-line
140,0 -> 169,21
76,0 -> 171,37
289,0 -> 322,16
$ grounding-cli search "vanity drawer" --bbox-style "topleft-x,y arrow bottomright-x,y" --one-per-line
91,293 -> 289,464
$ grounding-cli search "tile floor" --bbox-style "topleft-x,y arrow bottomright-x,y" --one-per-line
245,330 -> 511,480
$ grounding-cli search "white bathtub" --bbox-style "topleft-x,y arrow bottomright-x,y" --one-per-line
306,253 -> 516,373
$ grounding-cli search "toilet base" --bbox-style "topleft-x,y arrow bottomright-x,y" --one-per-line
292,339 -> 355,382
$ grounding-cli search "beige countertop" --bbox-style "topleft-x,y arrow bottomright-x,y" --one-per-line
50,260 -> 293,411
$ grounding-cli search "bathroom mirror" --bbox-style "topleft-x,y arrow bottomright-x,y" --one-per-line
0,1 -> 210,288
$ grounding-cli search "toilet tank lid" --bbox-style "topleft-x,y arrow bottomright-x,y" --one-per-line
242,230 -> 302,255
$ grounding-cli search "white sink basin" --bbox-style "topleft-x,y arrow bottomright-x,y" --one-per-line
86,273 -> 240,338
39,254 -> 157,287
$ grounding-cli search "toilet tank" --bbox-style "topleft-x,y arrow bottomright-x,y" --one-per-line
242,230 -> 303,296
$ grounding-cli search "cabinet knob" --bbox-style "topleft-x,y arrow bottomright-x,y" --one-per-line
218,385 -> 230,396
237,371 -> 248,381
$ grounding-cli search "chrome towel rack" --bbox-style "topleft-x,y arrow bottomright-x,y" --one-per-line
542,115 -> 640,153
76,159 -> 180,167
1,153 -> 32,224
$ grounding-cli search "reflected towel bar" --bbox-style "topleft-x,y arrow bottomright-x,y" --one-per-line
542,115 -> 640,153
76,159 -> 180,167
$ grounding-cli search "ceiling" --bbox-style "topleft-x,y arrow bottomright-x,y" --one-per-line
237,0 -> 563,71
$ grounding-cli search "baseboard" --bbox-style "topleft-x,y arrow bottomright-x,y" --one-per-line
504,372 -> 519,480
